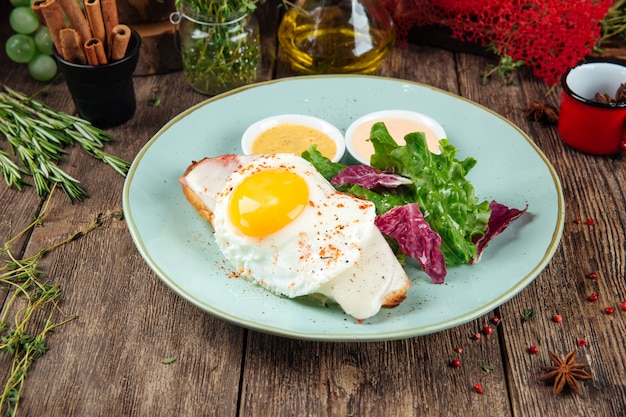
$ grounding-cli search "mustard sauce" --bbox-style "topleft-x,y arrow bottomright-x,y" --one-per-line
251,123 -> 337,159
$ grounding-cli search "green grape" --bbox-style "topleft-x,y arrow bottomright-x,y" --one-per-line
10,0 -> 31,6
34,26 -> 53,55
9,6 -> 40,35
5,34 -> 37,63
28,54 -> 58,81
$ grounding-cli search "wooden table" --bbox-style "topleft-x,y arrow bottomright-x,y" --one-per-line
1,2 -> 625,416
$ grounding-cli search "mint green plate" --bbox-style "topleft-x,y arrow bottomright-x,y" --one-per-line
123,75 -> 564,341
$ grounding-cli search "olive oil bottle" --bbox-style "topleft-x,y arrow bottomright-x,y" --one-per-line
278,0 -> 395,74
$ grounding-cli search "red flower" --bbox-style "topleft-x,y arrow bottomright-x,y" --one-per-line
382,0 -> 614,85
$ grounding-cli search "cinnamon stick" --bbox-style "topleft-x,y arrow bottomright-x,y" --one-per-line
59,28 -> 87,64
33,0 -> 67,59
84,0 -> 107,48
30,0 -> 45,22
101,0 -> 119,52
84,38 -> 108,65
110,24 -> 131,61
58,0 -> 92,44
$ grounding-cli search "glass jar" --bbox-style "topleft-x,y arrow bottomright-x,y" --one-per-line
278,0 -> 395,74
170,4 -> 261,95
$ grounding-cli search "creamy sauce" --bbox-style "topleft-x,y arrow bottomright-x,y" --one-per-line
251,123 -> 337,159
351,117 -> 441,162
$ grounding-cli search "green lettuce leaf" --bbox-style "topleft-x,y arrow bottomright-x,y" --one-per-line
301,145 -> 346,181
368,122 -> 490,265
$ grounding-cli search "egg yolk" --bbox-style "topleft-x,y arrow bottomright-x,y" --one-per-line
228,169 -> 309,237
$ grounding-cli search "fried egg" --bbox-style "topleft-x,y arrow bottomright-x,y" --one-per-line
180,153 -> 410,320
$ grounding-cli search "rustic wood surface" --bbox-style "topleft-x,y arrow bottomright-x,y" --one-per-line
1,1 -> 625,416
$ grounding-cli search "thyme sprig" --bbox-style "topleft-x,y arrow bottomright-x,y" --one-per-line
0,85 -> 131,202
0,186 -> 109,416
175,0 -> 259,19
481,44 -> 525,85
174,0 -> 264,95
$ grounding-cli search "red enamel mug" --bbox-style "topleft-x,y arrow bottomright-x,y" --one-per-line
558,61 -> 626,155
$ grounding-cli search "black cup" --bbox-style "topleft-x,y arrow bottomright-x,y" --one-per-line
53,29 -> 141,128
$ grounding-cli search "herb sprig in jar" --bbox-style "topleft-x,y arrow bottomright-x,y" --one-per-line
172,0 -> 264,95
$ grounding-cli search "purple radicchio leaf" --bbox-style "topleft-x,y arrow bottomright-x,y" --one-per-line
331,165 -> 412,189
375,203 -> 447,284
470,201 -> 528,264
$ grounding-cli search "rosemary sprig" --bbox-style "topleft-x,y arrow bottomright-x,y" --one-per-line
0,186 -> 108,416
599,0 -> 626,44
0,85 -> 131,202
0,150 -> 28,191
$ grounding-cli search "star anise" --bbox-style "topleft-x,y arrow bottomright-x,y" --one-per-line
538,350 -> 592,395
523,101 -> 559,124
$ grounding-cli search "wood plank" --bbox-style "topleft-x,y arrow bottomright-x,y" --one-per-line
383,43 -> 461,94
242,45 -> 514,417
241,326 -> 512,417
458,53 -> 626,415
1,2 -> 284,414
131,21 -> 182,75
2,0 -> 625,414
117,0 -> 176,23
5,71 -> 246,416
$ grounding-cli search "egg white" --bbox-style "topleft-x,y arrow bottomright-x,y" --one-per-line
212,153 -> 376,298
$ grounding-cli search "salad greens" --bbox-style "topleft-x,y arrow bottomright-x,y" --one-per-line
303,122 -> 491,266
303,121 -> 525,283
